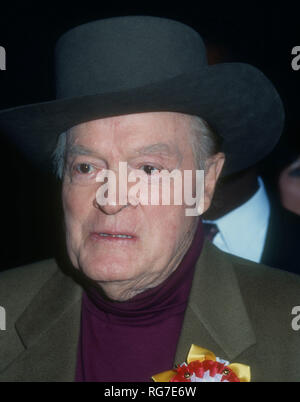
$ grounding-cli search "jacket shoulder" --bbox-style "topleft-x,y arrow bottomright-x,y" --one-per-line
0,259 -> 59,325
222,249 -> 300,332
204,242 -> 300,323
229,250 -> 300,297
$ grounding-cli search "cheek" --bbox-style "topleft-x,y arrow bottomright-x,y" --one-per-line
144,205 -> 187,247
62,184 -> 92,238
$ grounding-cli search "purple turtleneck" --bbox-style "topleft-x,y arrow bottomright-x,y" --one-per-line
75,220 -> 204,382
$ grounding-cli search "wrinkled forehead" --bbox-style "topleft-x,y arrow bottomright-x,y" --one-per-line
66,112 -> 194,155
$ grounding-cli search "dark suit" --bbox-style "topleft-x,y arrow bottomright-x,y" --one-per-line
1,241 -> 300,382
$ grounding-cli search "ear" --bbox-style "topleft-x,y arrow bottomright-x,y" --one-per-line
202,152 -> 225,214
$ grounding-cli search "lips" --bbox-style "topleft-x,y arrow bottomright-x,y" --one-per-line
98,233 -> 133,239
90,231 -> 137,241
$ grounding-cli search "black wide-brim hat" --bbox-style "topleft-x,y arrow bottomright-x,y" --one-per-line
0,16 -> 284,175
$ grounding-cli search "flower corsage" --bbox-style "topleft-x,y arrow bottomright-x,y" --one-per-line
152,344 -> 251,382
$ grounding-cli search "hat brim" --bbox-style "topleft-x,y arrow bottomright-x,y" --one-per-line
0,63 -> 284,175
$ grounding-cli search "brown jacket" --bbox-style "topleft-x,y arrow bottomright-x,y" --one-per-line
0,241 -> 300,382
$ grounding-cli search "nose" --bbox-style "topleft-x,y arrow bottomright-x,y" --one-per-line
93,164 -> 132,215
93,198 -> 128,215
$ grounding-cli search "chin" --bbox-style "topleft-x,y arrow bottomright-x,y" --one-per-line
78,256 -> 137,283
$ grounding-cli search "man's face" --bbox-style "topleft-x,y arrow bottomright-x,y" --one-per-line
62,112 -> 223,300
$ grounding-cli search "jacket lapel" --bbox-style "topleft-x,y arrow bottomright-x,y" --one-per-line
175,241 -> 256,365
1,268 -> 82,382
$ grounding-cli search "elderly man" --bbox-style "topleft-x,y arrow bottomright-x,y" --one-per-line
0,16 -> 300,382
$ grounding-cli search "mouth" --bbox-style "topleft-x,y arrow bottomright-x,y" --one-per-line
98,233 -> 134,239
90,231 -> 137,241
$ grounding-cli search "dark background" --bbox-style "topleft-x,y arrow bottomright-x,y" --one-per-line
0,1 -> 299,270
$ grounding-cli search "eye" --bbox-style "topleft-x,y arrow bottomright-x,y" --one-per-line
140,165 -> 160,175
74,163 -> 95,174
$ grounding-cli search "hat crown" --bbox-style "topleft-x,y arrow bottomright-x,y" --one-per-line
54,16 -> 207,98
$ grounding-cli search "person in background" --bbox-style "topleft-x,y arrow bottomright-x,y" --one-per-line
202,39 -> 300,275
279,156 -> 300,216
203,164 -> 300,274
